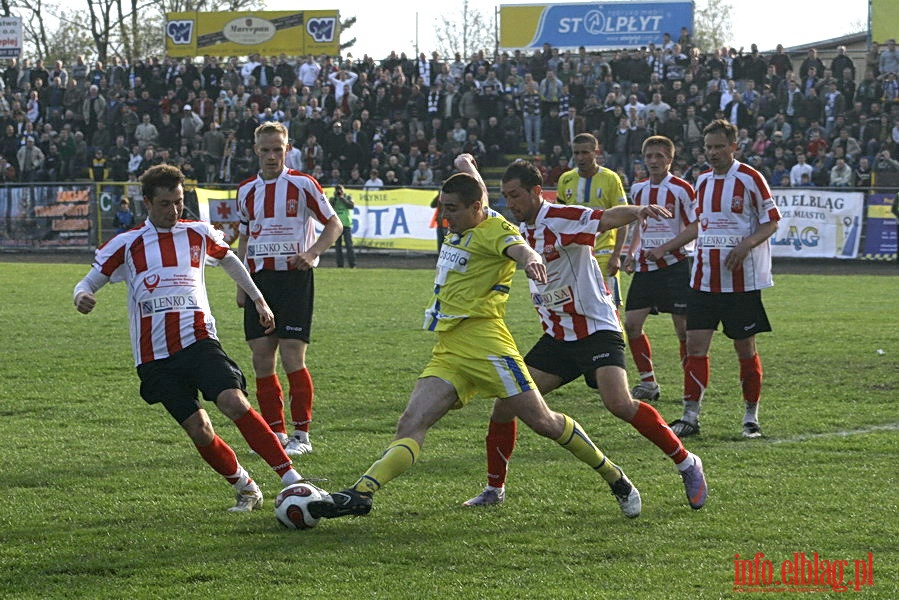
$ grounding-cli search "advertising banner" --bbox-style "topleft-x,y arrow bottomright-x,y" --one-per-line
165,11 -> 339,58
769,189 -> 864,259
860,193 -> 898,260
196,186 -> 441,252
0,17 -> 23,59
500,2 -> 693,50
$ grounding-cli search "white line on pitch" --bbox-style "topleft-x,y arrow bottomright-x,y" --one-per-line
767,423 -> 899,444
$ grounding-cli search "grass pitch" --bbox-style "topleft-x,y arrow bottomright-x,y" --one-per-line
0,261 -> 896,599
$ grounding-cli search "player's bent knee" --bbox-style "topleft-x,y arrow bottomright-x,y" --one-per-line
217,390 -> 252,420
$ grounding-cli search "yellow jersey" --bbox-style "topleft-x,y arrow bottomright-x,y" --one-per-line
555,166 -> 627,251
423,215 -> 526,332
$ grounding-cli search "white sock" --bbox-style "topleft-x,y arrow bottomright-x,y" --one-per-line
683,400 -> 701,423
229,468 -> 257,492
675,453 -> 696,472
292,430 -> 310,444
744,402 -> 759,424
281,469 -> 303,486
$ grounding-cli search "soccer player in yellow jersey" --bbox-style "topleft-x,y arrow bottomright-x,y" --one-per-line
309,162 -> 642,520
555,133 -> 628,305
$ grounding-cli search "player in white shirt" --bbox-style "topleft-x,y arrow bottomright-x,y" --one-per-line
668,119 -> 781,439
459,157 -> 708,511
236,122 -> 343,456
73,164 -> 306,513
623,136 -> 698,402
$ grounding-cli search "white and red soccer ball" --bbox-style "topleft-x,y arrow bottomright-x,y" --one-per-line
274,482 -> 326,529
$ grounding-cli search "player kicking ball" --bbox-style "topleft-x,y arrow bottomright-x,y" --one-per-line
308,166 -> 643,520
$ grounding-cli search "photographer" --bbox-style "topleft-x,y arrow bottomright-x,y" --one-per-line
330,184 -> 356,268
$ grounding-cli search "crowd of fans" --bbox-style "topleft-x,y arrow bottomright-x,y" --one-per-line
2,36 -> 899,191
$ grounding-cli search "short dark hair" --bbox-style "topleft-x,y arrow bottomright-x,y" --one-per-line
502,158 -> 543,189
140,164 -> 184,200
441,173 -> 483,207
703,119 -> 737,143
572,132 -> 599,148
642,135 -> 675,157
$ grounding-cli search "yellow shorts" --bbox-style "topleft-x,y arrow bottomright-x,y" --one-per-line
420,318 -> 535,408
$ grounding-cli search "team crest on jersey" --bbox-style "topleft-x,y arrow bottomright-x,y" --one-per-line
700,218 -> 709,231
564,188 -> 573,201
542,244 -> 560,261
190,244 -> 201,264
666,202 -> 675,214
143,274 -> 160,292
287,197 -> 299,215
250,224 -> 263,239
731,195 -> 744,213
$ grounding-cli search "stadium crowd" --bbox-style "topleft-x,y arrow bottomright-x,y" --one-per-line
2,36 -> 899,190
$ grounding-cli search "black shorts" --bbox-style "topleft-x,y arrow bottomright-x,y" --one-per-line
137,339 -> 247,424
686,289 -> 772,340
245,269 -> 314,342
524,330 -> 626,389
625,260 -> 691,315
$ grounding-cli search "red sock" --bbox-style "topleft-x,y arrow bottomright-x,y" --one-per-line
287,368 -> 314,432
684,355 -> 710,402
255,374 -> 286,435
234,409 -> 293,477
629,402 -> 689,463
196,435 -> 241,483
628,333 -> 655,382
740,354 -> 763,404
486,419 -> 517,488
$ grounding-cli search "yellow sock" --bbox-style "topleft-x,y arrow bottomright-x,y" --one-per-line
555,414 -> 621,484
353,437 -> 421,495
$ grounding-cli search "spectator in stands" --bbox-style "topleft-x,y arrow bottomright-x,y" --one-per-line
17,136 -> 44,181
829,157 -> 854,186
789,152 -> 813,186
879,39 -> 899,76
364,168 -> 384,190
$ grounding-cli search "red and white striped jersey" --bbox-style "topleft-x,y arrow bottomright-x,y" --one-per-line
522,202 -> 621,341
629,174 -> 697,272
92,219 -> 231,366
691,161 -> 781,292
236,168 -> 336,273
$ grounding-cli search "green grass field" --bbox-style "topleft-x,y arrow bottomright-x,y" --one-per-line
0,261 -> 896,599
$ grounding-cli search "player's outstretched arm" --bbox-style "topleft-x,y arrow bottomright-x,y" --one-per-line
73,268 -> 109,314
220,251 -> 275,333
599,204 -> 672,232
234,232 -> 249,308
646,220 -> 699,262
453,153 -> 489,200
506,243 -> 547,283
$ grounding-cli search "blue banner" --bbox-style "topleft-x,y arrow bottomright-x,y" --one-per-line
861,193 -> 898,261
501,2 -> 694,49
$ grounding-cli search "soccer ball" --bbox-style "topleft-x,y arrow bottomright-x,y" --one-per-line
274,482 -> 326,529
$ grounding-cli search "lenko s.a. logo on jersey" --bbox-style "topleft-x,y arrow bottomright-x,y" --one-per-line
140,294 -> 200,317
247,240 -> 299,258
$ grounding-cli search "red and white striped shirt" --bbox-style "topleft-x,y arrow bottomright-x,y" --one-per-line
236,168 -> 336,273
629,174 -> 697,272
692,161 -> 781,292
93,219 -> 231,366
522,202 -> 621,341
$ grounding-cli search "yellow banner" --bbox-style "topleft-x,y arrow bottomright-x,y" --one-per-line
165,11 -> 339,58
196,185 -> 443,252
872,0 -> 899,45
